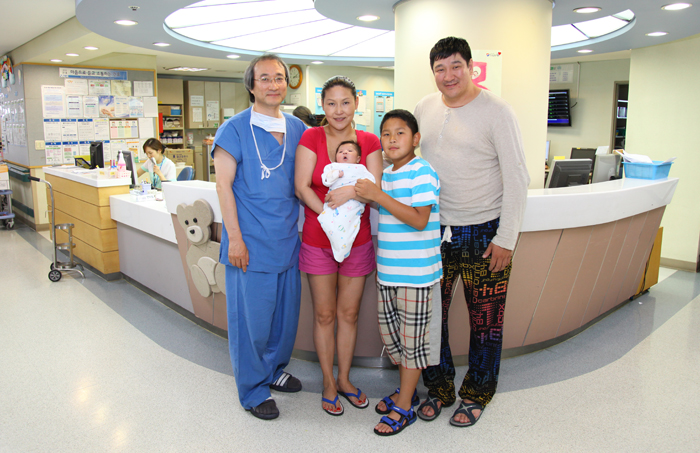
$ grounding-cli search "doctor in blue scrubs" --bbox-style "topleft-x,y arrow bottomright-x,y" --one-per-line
212,54 -> 307,420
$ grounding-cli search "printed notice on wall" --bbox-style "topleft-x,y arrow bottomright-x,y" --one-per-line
45,143 -> 63,165
190,95 -> 204,107
43,119 -> 62,143
206,100 -> 219,122
93,118 -> 110,141
550,64 -> 574,83
66,95 -> 83,118
41,86 -> 66,118
133,81 -> 154,97
83,96 -> 99,117
471,50 -> 503,96
89,80 -> 111,96
192,107 -> 203,123
111,80 -> 132,97
65,78 -> 89,96
77,119 -> 95,142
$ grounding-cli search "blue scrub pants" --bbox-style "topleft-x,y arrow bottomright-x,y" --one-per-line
225,263 -> 301,409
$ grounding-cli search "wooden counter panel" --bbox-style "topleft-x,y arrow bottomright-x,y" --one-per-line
54,210 -> 119,252
600,213 -> 647,314
621,207 -> 665,300
54,191 -> 116,230
524,226 -> 593,346
45,174 -> 129,206
582,217 -> 631,325
55,230 -> 120,274
557,221 -> 615,336
502,230 -> 561,349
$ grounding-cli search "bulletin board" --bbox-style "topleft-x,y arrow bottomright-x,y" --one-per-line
0,64 -> 157,167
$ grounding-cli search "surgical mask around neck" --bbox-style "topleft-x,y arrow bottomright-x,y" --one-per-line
251,109 -> 286,134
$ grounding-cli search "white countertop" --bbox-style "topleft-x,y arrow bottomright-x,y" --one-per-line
522,177 -> 678,232
110,194 -> 176,244
44,166 -> 131,188
146,176 -> 679,238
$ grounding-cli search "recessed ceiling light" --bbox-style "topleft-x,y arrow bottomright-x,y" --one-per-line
578,49 -> 594,53
574,7 -> 602,13
357,15 -> 379,21
226,54 -> 240,59
311,61 -> 324,65
50,59 -> 63,63
165,66 -> 209,72
153,42 -> 170,47
646,31 -> 669,36
65,53 -> 79,57
114,19 -> 138,26
661,3 -> 692,10
84,46 -> 99,50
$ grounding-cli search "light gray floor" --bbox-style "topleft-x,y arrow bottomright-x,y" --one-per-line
2,225 -> 699,452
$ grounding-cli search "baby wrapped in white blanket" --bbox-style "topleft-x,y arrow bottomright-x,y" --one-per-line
318,142 -> 375,262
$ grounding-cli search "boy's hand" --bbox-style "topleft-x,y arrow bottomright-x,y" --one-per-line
483,242 -> 512,272
355,178 -> 381,202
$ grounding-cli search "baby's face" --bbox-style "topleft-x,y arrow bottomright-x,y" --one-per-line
336,145 -> 361,163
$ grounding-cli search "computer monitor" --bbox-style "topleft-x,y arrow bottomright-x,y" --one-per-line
591,153 -> 622,184
545,140 -> 551,163
546,159 -> 593,188
570,148 -> 597,167
121,150 -> 138,187
89,141 -> 105,169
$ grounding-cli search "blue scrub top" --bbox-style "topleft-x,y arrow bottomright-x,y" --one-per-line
212,107 -> 306,273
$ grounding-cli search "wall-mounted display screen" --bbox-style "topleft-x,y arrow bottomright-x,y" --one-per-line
548,89 -> 571,127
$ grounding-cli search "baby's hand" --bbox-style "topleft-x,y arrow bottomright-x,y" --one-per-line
355,178 -> 380,202
338,170 -> 344,178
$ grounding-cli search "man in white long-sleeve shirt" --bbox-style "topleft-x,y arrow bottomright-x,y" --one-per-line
414,37 -> 530,428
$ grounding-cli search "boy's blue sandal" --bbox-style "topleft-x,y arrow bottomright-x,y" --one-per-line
417,395 -> 443,421
374,406 -> 417,436
322,395 -> 344,416
375,388 -> 420,414
338,387 -> 369,409
449,401 -> 484,427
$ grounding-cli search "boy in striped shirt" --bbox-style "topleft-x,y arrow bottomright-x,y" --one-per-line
355,109 -> 441,436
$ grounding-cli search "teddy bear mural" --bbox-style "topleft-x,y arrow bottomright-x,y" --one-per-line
176,199 -> 226,297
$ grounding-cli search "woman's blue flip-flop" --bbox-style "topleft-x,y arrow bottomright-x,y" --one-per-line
322,394 -> 344,416
338,387 -> 369,409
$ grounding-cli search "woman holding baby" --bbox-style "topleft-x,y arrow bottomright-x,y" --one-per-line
295,76 -> 382,416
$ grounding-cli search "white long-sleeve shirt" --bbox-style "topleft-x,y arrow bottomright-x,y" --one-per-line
414,90 -> 530,250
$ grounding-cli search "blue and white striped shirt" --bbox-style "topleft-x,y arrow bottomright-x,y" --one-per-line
377,157 -> 442,287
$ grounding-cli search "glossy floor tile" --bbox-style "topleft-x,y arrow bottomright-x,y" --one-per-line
1,224 -> 699,452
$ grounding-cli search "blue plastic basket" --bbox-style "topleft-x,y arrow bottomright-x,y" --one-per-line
623,161 -> 673,180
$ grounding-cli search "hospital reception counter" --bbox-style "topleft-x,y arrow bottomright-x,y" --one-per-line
110,177 -> 678,366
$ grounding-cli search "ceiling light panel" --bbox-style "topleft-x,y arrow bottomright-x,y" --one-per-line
186,0 -> 266,7
331,31 -> 395,58
662,3 -> 692,10
272,27 -> 388,56
551,24 -> 589,46
574,15 -> 628,38
166,1 -> 312,29
212,19 -> 351,51
173,10 -> 325,42
612,9 -> 635,21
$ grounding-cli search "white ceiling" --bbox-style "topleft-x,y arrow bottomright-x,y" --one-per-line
3,0 -> 700,76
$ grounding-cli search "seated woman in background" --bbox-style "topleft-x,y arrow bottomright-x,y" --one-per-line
293,106 -> 318,128
136,138 -> 176,189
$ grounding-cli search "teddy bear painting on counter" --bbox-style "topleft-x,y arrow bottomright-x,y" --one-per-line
176,199 -> 226,298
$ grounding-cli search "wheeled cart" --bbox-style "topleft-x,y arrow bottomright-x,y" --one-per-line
28,176 -> 85,282
0,189 -> 14,229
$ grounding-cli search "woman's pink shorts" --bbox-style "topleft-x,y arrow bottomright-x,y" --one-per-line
299,240 -> 376,277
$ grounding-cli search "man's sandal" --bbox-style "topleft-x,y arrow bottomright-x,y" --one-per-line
449,401 -> 484,427
338,387 -> 369,409
373,406 -> 417,436
374,388 -> 419,415
417,395 -> 443,421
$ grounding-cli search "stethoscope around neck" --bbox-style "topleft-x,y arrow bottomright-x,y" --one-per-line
249,121 -> 286,180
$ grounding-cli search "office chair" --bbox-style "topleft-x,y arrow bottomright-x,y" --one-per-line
176,166 -> 194,181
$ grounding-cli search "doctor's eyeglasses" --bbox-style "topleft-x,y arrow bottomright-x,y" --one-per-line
254,76 -> 288,86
